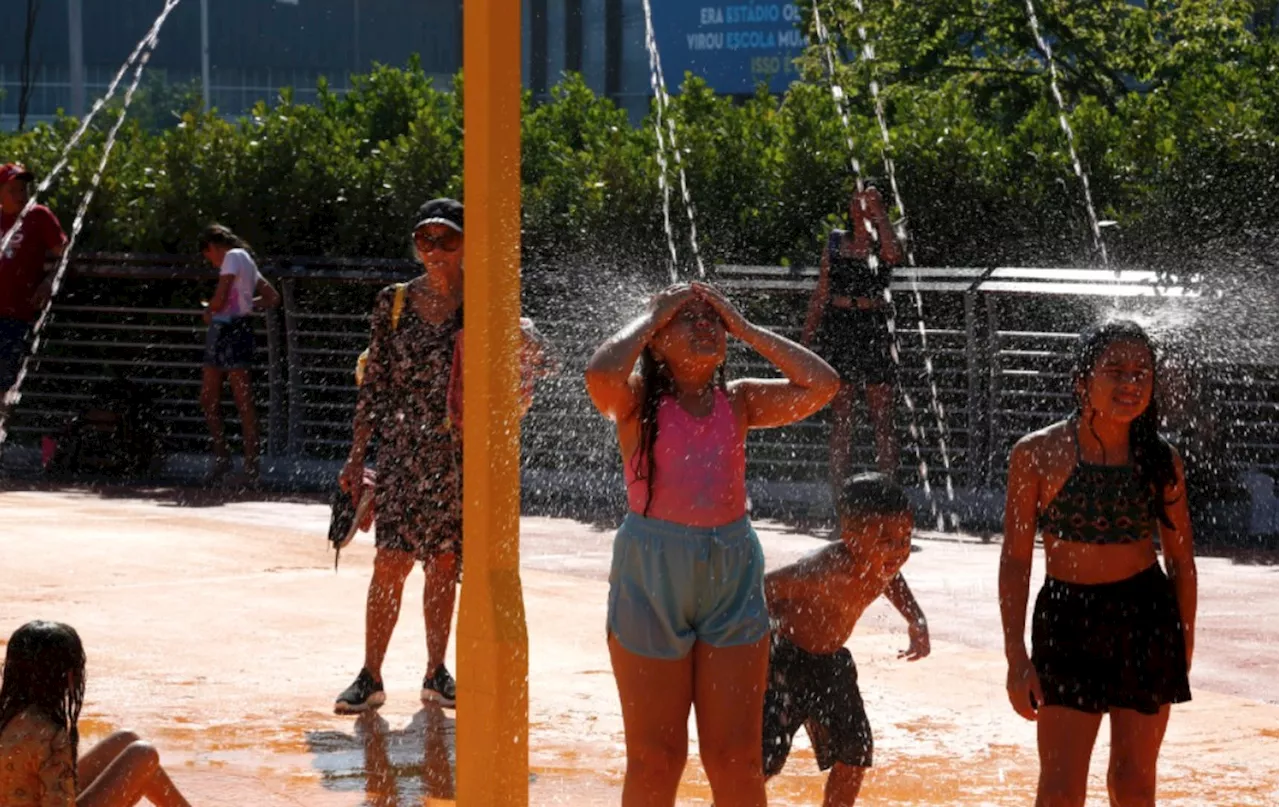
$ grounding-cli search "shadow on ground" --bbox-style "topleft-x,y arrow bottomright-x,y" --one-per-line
3,476 -> 1273,563
0,476 -> 325,509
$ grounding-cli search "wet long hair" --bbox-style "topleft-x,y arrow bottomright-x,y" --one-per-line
0,621 -> 87,777
1073,320 -> 1176,527
632,346 -> 728,517
197,223 -> 252,256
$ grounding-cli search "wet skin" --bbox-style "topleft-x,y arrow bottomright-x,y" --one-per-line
999,336 -> 1199,807
766,512 -> 926,658
1012,339 -> 1181,586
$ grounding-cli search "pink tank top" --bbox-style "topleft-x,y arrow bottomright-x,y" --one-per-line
624,388 -> 747,527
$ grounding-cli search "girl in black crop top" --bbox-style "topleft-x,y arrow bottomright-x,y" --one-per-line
801,186 -> 904,498
999,320 -> 1197,806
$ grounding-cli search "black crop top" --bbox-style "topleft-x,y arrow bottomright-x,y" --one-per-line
826,230 -> 890,301
1037,422 -> 1159,545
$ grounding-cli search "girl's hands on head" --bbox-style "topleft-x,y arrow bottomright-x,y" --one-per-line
648,283 -> 697,329
691,282 -> 751,340
856,187 -> 888,219
585,285 -> 694,423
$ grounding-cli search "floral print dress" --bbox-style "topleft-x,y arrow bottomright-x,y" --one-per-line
354,284 -> 462,563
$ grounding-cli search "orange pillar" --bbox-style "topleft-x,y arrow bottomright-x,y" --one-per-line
457,0 -> 529,803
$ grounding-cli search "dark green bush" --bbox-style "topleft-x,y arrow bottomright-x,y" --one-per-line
0,0 -> 1272,285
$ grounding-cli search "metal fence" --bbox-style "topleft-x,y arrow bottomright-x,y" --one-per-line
5,254 -> 1276,531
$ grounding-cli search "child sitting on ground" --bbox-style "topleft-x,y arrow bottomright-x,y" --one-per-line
761,473 -> 930,806
0,620 -> 192,807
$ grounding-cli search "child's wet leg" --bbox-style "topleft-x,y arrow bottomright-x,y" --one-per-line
824,762 -> 866,807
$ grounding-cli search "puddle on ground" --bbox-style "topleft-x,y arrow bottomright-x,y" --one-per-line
134,709 -> 1277,807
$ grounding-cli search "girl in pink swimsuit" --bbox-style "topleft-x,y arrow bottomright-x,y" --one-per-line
586,282 -> 839,807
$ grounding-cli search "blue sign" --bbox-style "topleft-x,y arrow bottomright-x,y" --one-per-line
649,2 -> 809,95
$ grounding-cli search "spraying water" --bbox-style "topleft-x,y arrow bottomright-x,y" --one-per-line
0,0 -> 184,260
810,3 -> 864,187
0,0 -> 180,448
640,0 -> 705,281
845,0 -> 960,527
810,0 -> 957,529
1022,0 -> 1110,269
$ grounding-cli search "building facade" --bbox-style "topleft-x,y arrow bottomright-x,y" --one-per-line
2,0 -> 804,129
2,0 -> 462,128
526,0 -> 806,120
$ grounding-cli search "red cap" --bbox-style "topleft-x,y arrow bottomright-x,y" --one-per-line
0,163 -> 36,184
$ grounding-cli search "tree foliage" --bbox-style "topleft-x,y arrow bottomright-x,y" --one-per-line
0,1 -> 1273,282
798,0 -> 1278,269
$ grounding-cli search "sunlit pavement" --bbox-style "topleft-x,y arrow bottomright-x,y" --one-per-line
1,487 -> 1275,806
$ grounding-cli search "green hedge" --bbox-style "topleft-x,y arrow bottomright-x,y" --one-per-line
1,1 -> 1274,283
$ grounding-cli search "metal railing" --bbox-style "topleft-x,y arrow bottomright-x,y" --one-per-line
5,254 -> 1276,530
5,257 -> 282,456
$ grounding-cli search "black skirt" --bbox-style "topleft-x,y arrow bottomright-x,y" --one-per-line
815,307 -> 896,386
1032,564 -> 1191,715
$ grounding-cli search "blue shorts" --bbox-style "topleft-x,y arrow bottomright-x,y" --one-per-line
607,512 -> 770,660
0,318 -> 32,394
204,317 -> 255,370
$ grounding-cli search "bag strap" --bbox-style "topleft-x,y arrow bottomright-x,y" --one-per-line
356,283 -> 409,386
390,282 -> 408,332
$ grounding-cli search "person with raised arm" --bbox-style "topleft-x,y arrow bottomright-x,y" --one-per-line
585,281 -> 839,807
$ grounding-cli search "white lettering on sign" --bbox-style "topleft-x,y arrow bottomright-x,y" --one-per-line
777,28 -> 806,47
700,4 -> 803,26
724,4 -> 781,24
726,29 -> 777,49
751,56 -> 780,76
687,32 -> 725,50
682,1 -> 807,87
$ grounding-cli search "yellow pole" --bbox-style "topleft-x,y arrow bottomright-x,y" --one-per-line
458,0 -> 529,803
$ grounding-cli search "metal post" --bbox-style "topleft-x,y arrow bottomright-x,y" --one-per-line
964,290 -> 985,488
457,0 -> 529,802
200,0 -> 211,110
264,303 -> 286,461
281,278 -> 303,457
548,0 -> 567,80
531,0 -> 549,101
581,0 -> 606,93
67,0 -> 85,118
604,0 -> 622,100
566,0 -> 584,74
352,0 -> 360,71
984,295 -> 1002,488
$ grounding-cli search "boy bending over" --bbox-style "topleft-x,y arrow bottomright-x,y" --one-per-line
762,472 -> 930,805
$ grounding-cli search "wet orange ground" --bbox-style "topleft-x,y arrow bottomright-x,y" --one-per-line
0,487 -> 1275,806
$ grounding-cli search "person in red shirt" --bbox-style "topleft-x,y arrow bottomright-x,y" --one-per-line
0,163 -> 67,399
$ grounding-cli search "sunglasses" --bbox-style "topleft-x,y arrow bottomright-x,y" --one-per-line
413,227 -> 462,253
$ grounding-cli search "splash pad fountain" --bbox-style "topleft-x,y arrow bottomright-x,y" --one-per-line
455,0 -> 528,801
0,0 -> 1275,805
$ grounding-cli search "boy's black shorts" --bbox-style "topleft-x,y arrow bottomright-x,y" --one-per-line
762,633 -> 873,776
